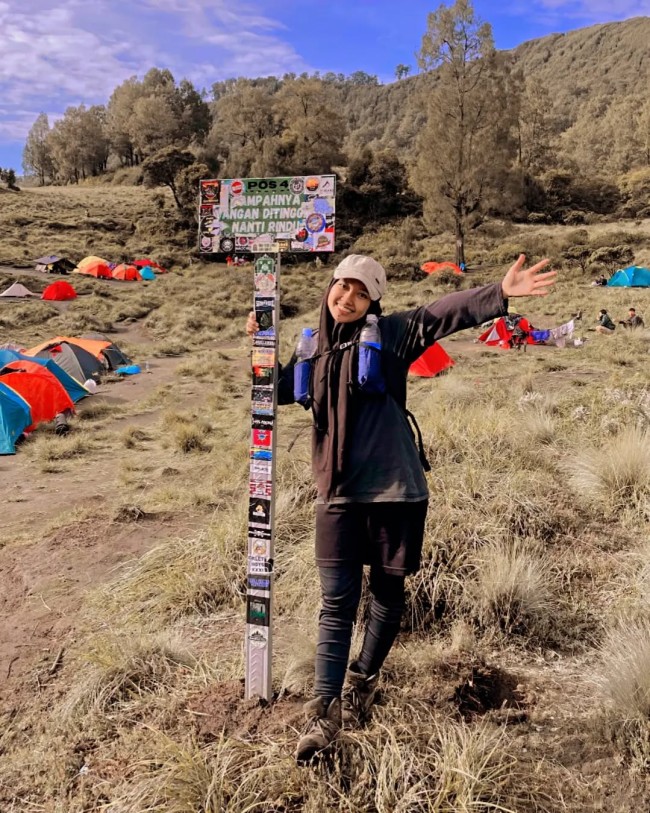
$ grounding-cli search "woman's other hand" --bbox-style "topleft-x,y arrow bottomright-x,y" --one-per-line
246,311 -> 260,337
501,254 -> 557,298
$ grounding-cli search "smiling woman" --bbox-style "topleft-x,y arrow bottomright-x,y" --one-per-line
245,251 -> 556,764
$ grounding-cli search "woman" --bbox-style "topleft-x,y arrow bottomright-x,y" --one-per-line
246,253 -> 556,762
596,308 -> 616,334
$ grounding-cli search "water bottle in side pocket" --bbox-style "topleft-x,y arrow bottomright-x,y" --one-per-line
358,314 -> 386,394
294,328 -> 317,406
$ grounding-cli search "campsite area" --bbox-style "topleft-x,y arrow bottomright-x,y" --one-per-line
0,184 -> 649,811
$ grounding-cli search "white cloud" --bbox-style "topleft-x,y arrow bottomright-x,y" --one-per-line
530,0 -> 650,21
0,0 -> 308,152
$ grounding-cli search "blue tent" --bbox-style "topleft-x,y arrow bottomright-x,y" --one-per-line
0,350 -> 89,403
0,381 -> 32,454
139,266 -> 156,281
607,266 -> 650,287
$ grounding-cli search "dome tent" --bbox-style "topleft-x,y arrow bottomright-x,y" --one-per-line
1,355 -> 89,403
42,280 -> 77,301
0,381 -> 31,454
0,369 -> 74,432
607,266 -> 650,287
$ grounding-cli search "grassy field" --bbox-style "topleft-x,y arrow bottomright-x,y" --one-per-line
0,186 -> 649,811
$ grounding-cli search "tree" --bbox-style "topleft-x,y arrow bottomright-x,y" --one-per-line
141,146 -> 195,208
395,64 -> 411,81
209,81 -> 280,177
517,77 -> 556,176
0,168 -> 19,189
274,77 -> 346,175
107,78 -> 143,166
411,0 -> 519,265
22,113 -> 54,185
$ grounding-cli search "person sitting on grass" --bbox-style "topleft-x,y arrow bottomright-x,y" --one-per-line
596,308 -> 616,334
619,307 -> 645,329
246,253 -> 557,764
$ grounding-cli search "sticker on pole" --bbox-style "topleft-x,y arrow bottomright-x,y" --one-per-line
198,176 -> 336,253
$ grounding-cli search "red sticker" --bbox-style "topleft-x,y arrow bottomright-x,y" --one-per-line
231,179 -> 244,195
252,429 -> 272,447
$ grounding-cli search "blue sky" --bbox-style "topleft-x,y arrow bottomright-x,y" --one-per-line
1,0 -> 649,172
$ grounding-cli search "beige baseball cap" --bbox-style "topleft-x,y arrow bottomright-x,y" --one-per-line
332,254 -> 387,301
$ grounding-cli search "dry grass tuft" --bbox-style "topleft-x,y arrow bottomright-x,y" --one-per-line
597,617 -> 650,771
464,541 -> 556,640
61,634 -> 196,718
568,427 -> 650,513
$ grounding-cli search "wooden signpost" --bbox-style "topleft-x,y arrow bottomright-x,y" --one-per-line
198,175 -> 336,700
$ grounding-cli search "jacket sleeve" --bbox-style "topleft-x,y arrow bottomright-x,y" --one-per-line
382,282 -> 508,364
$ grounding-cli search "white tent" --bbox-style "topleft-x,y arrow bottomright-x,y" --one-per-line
0,282 -> 37,298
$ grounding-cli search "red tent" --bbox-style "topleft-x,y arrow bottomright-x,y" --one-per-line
409,343 -> 455,377
112,264 -> 142,281
0,369 -> 74,431
42,280 -> 77,301
132,258 -> 167,273
478,316 -> 536,349
421,261 -> 463,275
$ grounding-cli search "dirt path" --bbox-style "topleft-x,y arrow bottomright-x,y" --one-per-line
0,324 -> 222,704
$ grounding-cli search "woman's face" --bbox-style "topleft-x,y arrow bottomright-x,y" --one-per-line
327,278 -> 372,323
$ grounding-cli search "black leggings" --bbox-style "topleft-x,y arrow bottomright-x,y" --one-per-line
315,561 -> 406,700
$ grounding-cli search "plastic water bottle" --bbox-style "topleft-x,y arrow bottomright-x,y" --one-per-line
293,328 -> 317,406
358,314 -> 385,394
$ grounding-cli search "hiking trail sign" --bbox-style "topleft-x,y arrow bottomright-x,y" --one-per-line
203,176 -> 336,701
198,175 -> 336,255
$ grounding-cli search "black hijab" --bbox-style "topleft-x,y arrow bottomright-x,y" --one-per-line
310,280 -> 382,499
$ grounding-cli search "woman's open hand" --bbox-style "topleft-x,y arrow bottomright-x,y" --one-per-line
246,311 -> 259,337
501,255 -> 557,298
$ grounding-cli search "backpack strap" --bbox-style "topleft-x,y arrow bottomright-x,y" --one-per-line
404,408 -> 432,472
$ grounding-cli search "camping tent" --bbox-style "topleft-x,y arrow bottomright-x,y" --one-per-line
138,266 -> 156,281
1,356 -> 89,403
0,369 -> 74,431
0,381 -> 31,454
27,335 -> 130,371
421,261 -> 463,275
112,264 -> 142,281
132,258 -> 167,273
0,282 -> 37,298
75,258 -> 112,279
607,266 -> 650,287
42,280 -> 77,301
34,256 -> 75,274
27,341 -> 104,382
478,316 -> 537,349
409,343 -> 455,377
80,333 -> 131,369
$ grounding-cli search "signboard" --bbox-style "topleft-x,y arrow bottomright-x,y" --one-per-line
198,175 -> 336,254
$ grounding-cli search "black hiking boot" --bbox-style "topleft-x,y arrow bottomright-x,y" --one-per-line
341,662 -> 379,728
295,697 -> 342,764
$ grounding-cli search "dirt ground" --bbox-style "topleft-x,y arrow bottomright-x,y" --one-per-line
1,264 -> 649,811
0,292 -> 214,707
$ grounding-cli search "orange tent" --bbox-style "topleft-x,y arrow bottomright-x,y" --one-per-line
0,369 -> 74,431
27,335 -> 111,362
409,343 -> 455,377
42,280 -> 77,301
112,264 -> 142,281
421,261 -> 463,275
77,259 -> 112,279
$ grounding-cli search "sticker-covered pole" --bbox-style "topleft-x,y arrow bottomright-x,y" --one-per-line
245,253 -> 281,701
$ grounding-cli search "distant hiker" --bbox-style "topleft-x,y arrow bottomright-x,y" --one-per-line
596,308 -> 616,334
246,253 -> 557,764
619,307 -> 644,329
592,274 -> 608,287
